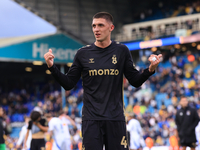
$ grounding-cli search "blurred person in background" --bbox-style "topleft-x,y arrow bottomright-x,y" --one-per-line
46,113 -> 67,150
175,96 -> 199,150
59,110 -> 77,150
24,111 -> 48,150
0,106 -> 6,150
161,124 -> 170,145
16,116 -> 32,150
127,113 -> 143,150
33,101 -> 43,115
72,129 -> 82,148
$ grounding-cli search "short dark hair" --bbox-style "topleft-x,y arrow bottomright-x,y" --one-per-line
180,95 -> 187,100
58,110 -> 65,116
93,12 -> 114,24
45,113 -> 52,119
30,111 -> 41,122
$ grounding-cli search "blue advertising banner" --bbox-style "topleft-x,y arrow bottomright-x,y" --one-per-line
124,34 -> 200,51
0,34 -> 83,64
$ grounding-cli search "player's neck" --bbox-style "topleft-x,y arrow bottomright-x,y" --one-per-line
95,40 -> 112,48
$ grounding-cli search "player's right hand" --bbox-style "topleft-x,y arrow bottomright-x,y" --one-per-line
44,49 -> 55,68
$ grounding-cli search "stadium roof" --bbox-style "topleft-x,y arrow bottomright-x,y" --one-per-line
0,33 -> 55,48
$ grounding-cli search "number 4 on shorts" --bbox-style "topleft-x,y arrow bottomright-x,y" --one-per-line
121,136 -> 127,148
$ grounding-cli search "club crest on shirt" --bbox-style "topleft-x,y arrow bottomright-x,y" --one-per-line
180,112 -> 183,116
112,55 -> 117,64
186,110 -> 191,116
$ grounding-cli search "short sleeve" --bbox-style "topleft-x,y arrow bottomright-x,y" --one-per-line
40,118 -> 48,127
27,121 -> 32,130
64,118 -> 71,125
48,119 -> 54,132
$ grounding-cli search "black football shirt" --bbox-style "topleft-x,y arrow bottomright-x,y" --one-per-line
27,118 -> 48,134
49,41 -> 154,121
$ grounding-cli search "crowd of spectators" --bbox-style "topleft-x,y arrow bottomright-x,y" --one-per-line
0,78 -> 83,149
133,0 -> 200,23
124,46 -> 200,146
1,45 -> 200,149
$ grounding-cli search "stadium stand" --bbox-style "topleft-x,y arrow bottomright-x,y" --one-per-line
133,0 -> 200,23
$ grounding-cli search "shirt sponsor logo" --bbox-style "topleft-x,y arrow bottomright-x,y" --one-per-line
89,69 -> 119,76
180,112 -> 183,116
89,58 -> 95,63
82,145 -> 85,150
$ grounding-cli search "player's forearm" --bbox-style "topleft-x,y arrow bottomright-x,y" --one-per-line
70,120 -> 77,129
126,68 -> 154,88
49,64 -> 79,90
124,48 -> 155,87
65,115 -> 77,129
49,131 -> 53,139
37,123 -> 48,132
24,130 -> 29,147
16,133 -> 25,146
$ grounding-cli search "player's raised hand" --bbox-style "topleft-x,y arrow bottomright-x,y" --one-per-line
148,54 -> 162,72
44,49 -> 55,68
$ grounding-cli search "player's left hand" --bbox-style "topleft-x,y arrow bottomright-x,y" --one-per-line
148,54 -> 162,72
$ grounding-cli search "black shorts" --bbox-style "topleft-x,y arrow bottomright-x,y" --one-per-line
82,120 -> 129,150
180,141 -> 196,148
30,139 -> 45,150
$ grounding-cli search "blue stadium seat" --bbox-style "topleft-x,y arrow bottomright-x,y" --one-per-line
124,95 -> 128,108
2,106 -> 8,113
77,102 -> 83,116
18,114 -> 24,122
160,61 -> 172,68
194,65 -> 200,74
146,105 -> 155,114
10,127 -> 22,138
11,114 -> 18,122
156,93 -> 167,109
164,99 -> 172,107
